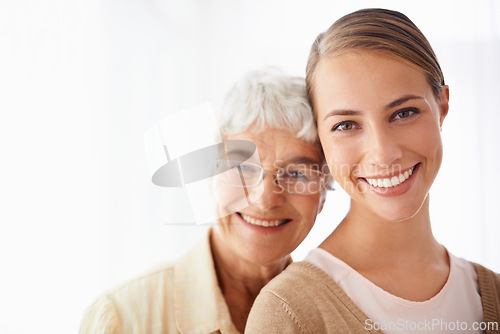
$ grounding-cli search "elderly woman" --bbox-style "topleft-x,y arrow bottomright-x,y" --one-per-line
79,69 -> 328,333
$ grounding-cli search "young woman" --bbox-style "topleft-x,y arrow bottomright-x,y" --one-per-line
246,9 -> 500,333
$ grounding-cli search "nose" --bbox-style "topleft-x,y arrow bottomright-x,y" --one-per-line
365,126 -> 403,168
250,172 -> 285,210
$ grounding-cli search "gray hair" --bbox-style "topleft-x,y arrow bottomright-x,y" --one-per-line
217,68 -> 318,143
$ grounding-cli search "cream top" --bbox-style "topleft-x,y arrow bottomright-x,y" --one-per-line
79,229 -> 239,334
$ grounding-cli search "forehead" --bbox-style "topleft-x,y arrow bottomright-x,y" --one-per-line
314,51 -> 432,112
224,127 -> 322,165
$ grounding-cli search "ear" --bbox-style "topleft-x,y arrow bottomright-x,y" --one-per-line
438,85 -> 449,127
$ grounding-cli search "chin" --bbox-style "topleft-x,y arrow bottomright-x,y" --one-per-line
376,201 -> 427,223
239,248 -> 288,266
385,212 -> 419,223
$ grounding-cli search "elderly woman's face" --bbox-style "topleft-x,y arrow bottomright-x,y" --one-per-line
215,127 -> 325,265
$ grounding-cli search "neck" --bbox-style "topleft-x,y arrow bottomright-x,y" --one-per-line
321,195 -> 444,270
210,230 -> 289,332
320,195 -> 450,301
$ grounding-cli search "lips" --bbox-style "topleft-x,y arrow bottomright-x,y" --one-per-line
237,213 -> 291,227
362,164 -> 418,188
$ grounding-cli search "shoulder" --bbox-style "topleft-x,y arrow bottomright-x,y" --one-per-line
470,261 -> 500,292
110,262 -> 177,306
245,262 -> 324,334
469,261 -> 500,323
79,230 -> 216,333
260,261 -> 352,304
246,262 -> 372,334
79,293 -> 123,334
261,261 -> 331,297
79,262 -> 176,334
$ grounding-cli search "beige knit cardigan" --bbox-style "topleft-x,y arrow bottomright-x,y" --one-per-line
246,262 -> 500,334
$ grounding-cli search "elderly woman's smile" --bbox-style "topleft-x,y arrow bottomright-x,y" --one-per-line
236,212 -> 291,227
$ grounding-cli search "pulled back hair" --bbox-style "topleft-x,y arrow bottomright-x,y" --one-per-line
218,68 -> 317,143
306,8 -> 445,112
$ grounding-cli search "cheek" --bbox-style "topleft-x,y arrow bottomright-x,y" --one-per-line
292,196 -> 320,222
216,215 -> 232,235
421,132 -> 443,168
406,122 -> 443,164
214,182 -> 251,217
320,137 -> 358,183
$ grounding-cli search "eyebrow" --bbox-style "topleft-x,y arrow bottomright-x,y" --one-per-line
385,94 -> 424,109
225,149 -> 253,158
323,94 -> 424,121
322,109 -> 359,121
280,157 -> 322,165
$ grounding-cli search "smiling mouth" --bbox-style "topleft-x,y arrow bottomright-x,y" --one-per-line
237,213 -> 291,227
362,164 -> 419,188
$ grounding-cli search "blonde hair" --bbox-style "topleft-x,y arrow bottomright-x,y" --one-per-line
306,8 -> 445,112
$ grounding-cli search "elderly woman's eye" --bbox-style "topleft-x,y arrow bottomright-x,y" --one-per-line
237,163 -> 259,174
288,171 -> 307,179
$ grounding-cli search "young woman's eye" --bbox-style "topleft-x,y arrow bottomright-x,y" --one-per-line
392,108 -> 418,120
332,121 -> 356,132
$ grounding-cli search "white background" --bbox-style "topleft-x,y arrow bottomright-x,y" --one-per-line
1,1 -> 499,333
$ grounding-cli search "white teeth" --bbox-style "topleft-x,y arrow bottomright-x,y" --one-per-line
391,176 -> 400,187
383,179 -> 391,187
365,166 -> 416,189
240,214 -> 287,227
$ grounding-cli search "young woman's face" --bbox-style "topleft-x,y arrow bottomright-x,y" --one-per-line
314,51 -> 449,222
